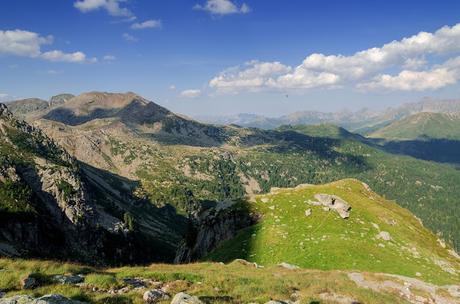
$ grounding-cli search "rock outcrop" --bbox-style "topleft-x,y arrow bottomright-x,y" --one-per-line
310,194 -> 351,218
174,201 -> 257,263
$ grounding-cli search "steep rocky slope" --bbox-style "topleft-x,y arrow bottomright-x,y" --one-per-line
0,103 -> 188,264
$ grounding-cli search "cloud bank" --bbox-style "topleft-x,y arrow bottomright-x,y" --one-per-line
209,23 -> 460,93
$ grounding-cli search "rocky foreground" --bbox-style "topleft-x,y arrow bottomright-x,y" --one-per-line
1,258 -> 459,304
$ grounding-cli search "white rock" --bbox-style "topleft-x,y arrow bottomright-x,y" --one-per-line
170,292 -> 202,304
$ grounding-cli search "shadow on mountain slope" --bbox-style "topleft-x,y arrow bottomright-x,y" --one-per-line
372,138 -> 460,166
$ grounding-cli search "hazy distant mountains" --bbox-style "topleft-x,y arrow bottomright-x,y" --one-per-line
196,98 -> 460,134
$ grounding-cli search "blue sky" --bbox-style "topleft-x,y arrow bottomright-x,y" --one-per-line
1,0 -> 460,116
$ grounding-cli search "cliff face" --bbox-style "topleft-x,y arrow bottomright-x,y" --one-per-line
175,201 -> 258,263
0,103 -> 188,265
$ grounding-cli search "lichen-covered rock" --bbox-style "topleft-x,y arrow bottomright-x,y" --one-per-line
313,194 -> 351,219
170,292 -> 202,304
143,289 -> 169,303
52,274 -> 84,285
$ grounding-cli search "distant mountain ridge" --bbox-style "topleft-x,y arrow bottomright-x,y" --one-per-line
196,98 -> 460,132
370,112 -> 460,140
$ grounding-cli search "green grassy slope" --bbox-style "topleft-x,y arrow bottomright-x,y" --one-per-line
370,112 -> 460,140
206,179 -> 460,285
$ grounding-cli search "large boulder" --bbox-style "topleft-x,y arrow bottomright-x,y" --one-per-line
313,194 -> 351,219
170,292 -> 202,304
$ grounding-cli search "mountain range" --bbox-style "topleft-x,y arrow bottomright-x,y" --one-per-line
196,98 -> 460,134
0,92 -> 460,303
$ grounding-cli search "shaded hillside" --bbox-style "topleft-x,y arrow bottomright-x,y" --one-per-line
0,103 -> 188,265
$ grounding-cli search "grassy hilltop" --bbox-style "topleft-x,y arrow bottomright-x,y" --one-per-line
207,179 -> 460,285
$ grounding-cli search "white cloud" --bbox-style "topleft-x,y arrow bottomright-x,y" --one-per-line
122,33 -> 138,42
74,0 -> 133,17
194,0 -> 250,15
210,61 -> 292,92
169,85 -> 176,90
103,54 -> 116,61
41,50 -> 89,63
0,29 -> 52,57
0,93 -> 9,101
131,20 -> 161,30
209,23 -> 460,93
0,29 -> 94,63
360,56 -> 460,91
180,89 -> 202,98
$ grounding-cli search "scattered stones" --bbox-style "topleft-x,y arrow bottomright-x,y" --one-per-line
278,262 -> 299,270
143,289 -> 169,303
348,272 -> 460,304
304,209 -> 311,217
319,292 -> 360,304
234,259 -> 263,268
0,294 -> 87,304
376,231 -> 391,241
52,274 -> 84,285
170,292 -> 202,304
123,277 -> 147,288
21,275 -> 38,290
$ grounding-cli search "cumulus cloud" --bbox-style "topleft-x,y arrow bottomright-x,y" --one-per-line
0,29 -> 93,63
209,23 -> 460,93
180,89 -> 202,98
131,19 -> 161,30
194,0 -> 250,15
41,50 -> 93,63
122,33 -> 138,42
0,29 -> 52,57
360,56 -> 460,91
74,0 -> 133,17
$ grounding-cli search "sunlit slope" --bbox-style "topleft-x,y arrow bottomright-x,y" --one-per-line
370,112 -> 460,140
207,179 -> 460,285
